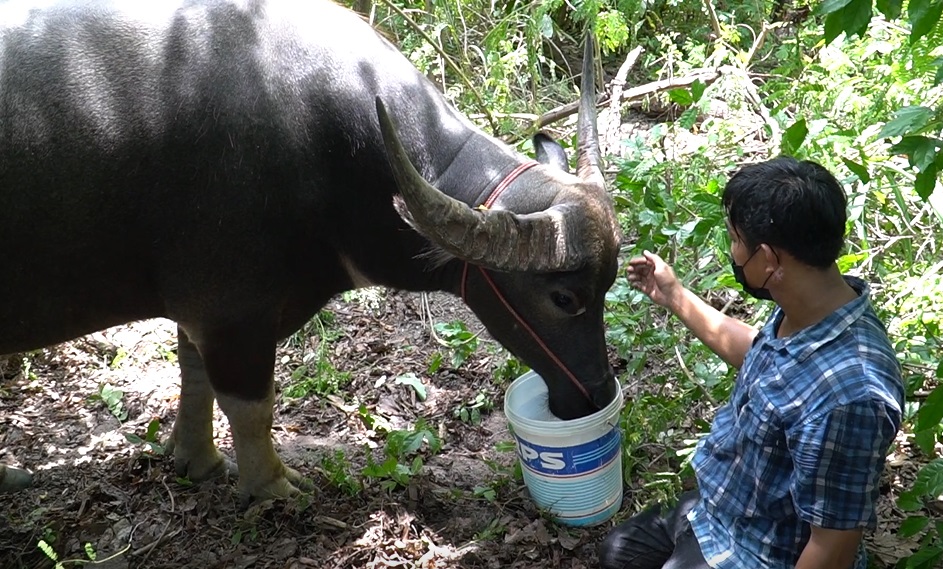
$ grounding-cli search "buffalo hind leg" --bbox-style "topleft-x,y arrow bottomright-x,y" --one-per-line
164,326 -> 232,482
195,324 -> 305,501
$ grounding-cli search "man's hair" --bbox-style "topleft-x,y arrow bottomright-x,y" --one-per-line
722,156 -> 847,269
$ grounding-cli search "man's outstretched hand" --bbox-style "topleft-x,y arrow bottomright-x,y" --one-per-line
625,250 -> 683,310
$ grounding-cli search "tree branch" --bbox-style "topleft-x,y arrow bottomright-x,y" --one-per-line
703,0 -> 723,41
524,69 -> 722,131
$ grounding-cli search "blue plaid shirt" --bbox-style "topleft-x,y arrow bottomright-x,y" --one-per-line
687,276 -> 903,569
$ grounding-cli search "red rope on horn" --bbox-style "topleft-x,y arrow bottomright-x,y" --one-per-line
482,161 -> 538,209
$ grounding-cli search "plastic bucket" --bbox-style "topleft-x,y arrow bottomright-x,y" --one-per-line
504,370 -> 624,527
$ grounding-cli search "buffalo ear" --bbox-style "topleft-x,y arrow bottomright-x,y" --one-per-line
533,132 -> 570,173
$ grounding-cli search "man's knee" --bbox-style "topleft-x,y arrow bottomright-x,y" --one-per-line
598,506 -> 674,569
598,529 -> 630,569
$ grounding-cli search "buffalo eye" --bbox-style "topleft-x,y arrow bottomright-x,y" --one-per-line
551,291 -> 584,316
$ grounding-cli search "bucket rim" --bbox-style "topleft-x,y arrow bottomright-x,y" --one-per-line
504,371 -> 623,435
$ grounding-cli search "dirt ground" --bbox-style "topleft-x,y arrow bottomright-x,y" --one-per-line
0,288 -> 931,569
0,291 -> 613,569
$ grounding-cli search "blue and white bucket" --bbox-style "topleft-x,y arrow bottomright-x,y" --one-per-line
504,370 -> 624,527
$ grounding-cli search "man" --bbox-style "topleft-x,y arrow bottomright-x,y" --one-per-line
599,157 -> 903,569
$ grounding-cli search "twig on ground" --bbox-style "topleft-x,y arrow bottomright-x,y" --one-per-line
133,479 -> 177,562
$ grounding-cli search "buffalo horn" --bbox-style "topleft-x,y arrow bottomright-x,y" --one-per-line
375,98 -> 584,272
576,33 -> 605,187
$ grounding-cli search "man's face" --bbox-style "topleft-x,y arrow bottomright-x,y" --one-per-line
726,219 -> 778,298
725,219 -> 751,266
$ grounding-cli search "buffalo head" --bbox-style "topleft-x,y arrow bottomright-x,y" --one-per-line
377,36 -> 620,420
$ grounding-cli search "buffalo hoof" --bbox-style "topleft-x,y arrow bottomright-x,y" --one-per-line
0,464 -> 33,494
164,436 -> 235,482
237,466 -> 313,506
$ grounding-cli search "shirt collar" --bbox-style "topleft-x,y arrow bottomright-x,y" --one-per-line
755,276 -> 870,361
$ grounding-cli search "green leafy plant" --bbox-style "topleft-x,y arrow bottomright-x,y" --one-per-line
318,450 -> 362,496
124,418 -> 165,457
230,524 -> 259,546
283,310 -> 351,399
89,383 -> 128,422
880,106 -> 943,200
429,320 -> 479,370
453,391 -> 495,425
109,347 -> 129,370
494,440 -> 524,482
897,458 -> 943,568
810,0 -> 943,202
362,418 -> 442,491
473,517 -> 507,541
472,484 -> 497,502
491,352 -> 529,384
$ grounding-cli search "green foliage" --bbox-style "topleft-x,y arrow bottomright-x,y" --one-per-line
472,484 -> 497,502
318,450 -> 363,496
109,347 -> 129,370
124,418 -> 164,457
362,418 -> 442,491
283,310 -> 351,399
879,105 -> 943,200
473,517 -> 507,541
386,417 -> 443,457
453,391 -> 495,425
430,320 -> 479,369
491,352 -> 529,385
812,0 -> 943,201
89,383 -> 127,422
897,459 -> 943,568
230,523 -> 259,546
365,0 -> 564,131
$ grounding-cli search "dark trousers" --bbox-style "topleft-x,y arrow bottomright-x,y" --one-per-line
598,491 -> 710,569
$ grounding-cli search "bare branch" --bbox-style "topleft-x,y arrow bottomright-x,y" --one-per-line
606,46 -> 645,141
533,69 -> 722,130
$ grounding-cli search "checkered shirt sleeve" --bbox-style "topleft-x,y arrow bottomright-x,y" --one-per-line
787,400 -> 899,529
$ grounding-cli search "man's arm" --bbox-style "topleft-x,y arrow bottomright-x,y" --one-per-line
796,526 -> 862,569
626,251 -> 758,368
666,286 -> 758,369
789,401 -> 900,569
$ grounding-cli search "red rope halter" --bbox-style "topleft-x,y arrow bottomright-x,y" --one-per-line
459,161 -> 595,405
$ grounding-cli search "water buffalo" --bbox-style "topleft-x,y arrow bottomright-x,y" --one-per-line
0,0 -> 621,500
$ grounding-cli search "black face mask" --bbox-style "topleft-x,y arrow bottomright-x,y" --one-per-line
730,248 -> 775,301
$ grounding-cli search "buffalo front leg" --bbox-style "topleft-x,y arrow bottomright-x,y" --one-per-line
215,386 -> 305,501
196,325 -> 304,501
164,326 -> 231,482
